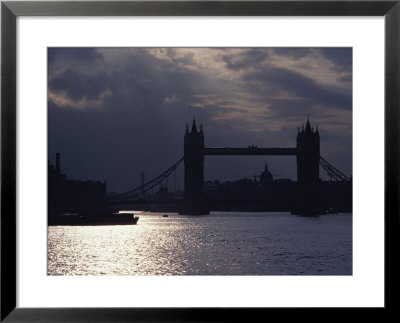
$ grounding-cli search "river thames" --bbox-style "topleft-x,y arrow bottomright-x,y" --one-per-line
48,212 -> 352,276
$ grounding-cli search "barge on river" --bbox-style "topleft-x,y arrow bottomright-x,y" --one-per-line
48,212 -> 139,226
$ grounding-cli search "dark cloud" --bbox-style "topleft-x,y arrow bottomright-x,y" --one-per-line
271,47 -> 312,59
319,47 -> 352,70
48,47 -> 102,65
221,48 -> 269,70
50,68 -> 110,101
244,66 -> 352,110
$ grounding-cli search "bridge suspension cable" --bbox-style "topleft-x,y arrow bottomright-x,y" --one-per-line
109,155 -> 349,202
319,156 -> 351,182
108,157 -> 184,202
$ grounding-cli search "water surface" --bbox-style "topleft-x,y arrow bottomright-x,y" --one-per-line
48,212 -> 352,275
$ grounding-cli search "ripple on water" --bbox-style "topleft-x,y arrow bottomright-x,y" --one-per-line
48,212 -> 352,275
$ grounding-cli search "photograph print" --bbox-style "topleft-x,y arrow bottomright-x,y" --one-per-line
48,47 -> 352,276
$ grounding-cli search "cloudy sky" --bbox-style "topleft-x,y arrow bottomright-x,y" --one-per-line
48,47 -> 352,193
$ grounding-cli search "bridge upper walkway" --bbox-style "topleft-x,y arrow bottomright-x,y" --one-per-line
204,147 -> 298,155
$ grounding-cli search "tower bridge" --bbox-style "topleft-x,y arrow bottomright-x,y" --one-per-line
108,117 -> 350,216
181,118 -> 320,216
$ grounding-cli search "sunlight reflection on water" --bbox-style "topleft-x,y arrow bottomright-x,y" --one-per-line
48,212 -> 352,276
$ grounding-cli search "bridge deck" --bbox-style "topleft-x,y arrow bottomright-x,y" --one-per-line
204,147 -> 298,156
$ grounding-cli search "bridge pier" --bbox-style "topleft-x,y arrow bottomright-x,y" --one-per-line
179,120 -> 210,215
293,119 -> 322,216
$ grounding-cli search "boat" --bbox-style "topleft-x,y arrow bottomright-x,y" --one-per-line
49,212 -> 139,226
112,212 -> 139,224
325,208 -> 338,214
162,214 -> 169,217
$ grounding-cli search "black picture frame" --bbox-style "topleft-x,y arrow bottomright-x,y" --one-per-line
1,1 -> 399,321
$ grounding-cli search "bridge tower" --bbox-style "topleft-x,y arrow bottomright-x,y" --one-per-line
295,118 -> 321,215
180,120 -> 210,215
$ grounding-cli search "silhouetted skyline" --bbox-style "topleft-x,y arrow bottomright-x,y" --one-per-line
48,47 -> 352,193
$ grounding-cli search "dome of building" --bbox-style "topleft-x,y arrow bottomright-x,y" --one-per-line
259,161 -> 273,185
